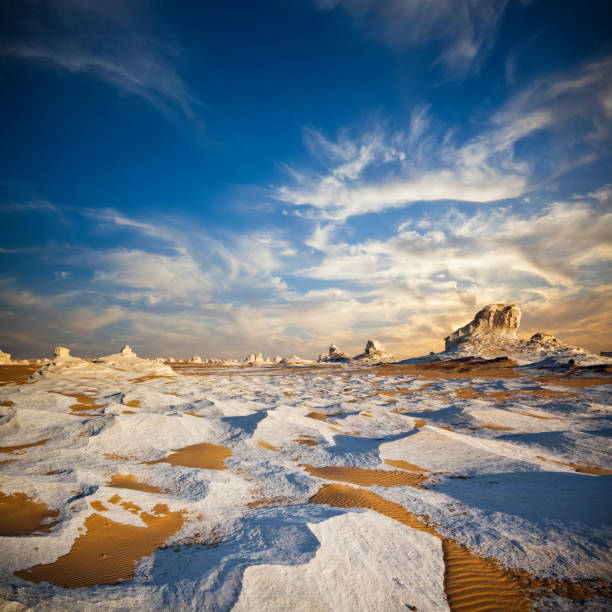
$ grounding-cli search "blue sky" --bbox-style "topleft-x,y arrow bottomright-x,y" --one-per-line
0,0 -> 611,359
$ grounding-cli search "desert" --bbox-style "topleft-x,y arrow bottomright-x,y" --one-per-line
0,304 -> 610,610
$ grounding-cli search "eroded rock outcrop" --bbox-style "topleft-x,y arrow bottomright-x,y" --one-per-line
94,345 -> 174,375
437,304 -> 609,366
318,343 -> 351,363
0,350 -> 12,365
445,304 -> 521,350
354,339 -> 394,363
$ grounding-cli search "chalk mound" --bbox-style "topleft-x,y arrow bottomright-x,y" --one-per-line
191,355 -> 203,364
280,355 -> 314,365
0,349 -> 12,365
445,304 -> 521,350
94,345 -> 174,375
354,339 -> 394,363
34,346 -> 89,377
318,343 -> 351,363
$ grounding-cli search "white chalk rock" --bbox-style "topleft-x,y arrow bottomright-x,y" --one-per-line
0,349 -> 12,365
94,345 -> 174,376
54,346 -> 72,359
191,355 -> 203,363
318,343 -> 352,363
354,339 -> 394,362
445,304 -> 521,350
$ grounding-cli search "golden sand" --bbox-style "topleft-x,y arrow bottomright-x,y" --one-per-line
123,399 -> 141,408
536,456 -> 612,476
413,418 -> 427,429
184,411 -> 205,418
364,358 -> 519,381
455,387 -> 575,402
482,424 -> 514,431
384,459 -> 430,472
131,375 -> 174,383
148,441 -> 231,470
0,490 -> 60,536
108,473 -> 166,494
309,484 -> 529,611
0,438 -> 48,454
533,375 -> 612,388
15,503 -> 185,587
310,484 -> 609,608
302,464 -> 427,488
52,392 -> 103,414
256,439 -> 277,450
305,411 -> 329,421
294,439 -> 318,446
0,365 -> 38,386
246,495 -> 294,508
0,400 -> 14,406
90,500 -> 108,512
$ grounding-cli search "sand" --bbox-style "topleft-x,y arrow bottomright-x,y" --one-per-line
15,502 -> 185,587
148,441 -> 231,470
0,490 -> 60,536
302,464 -> 427,488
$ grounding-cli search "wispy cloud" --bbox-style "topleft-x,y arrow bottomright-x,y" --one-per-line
274,57 -> 612,221
1,0 -> 203,132
315,0 -> 508,76
1,193 -> 610,358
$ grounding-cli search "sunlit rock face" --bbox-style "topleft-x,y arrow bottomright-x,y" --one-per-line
0,350 -> 12,364
318,343 -> 351,363
354,339 -> 394,363
53,346 -> 72,359
528,332 -> 559,345
445,304 -> 521,350
191,355 -> 203,363
245,352 -> 265,364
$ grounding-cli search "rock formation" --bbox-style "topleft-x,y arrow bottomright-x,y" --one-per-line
528,333 -> 559,345
94,345 -> 174,375
54,346 -> 72,359
0,349 -> 12,365
436,304 -> 609,367
318,343 -> 351,363
354,339 -> 394,363
191,355 -> 203,363
444,304 -> 521,350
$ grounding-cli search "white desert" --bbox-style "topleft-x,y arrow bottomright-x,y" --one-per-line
0,304 -> 610,610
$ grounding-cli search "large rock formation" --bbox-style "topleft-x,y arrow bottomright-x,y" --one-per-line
436,304 -> 609,367
94,345 -> 174,375
0,349 -> 12,365
318,343 -> 351,363
354,339 -> 394,363
445,304 -> 521,350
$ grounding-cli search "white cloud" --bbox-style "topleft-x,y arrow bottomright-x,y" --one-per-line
2,197 -> 610,360
274,57 -> 612,221
1,1 -> 203,131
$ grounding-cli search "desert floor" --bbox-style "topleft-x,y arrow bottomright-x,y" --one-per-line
0,359 -> 610,610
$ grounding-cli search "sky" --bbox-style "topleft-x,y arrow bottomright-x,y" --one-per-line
0,0 -> 611,360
